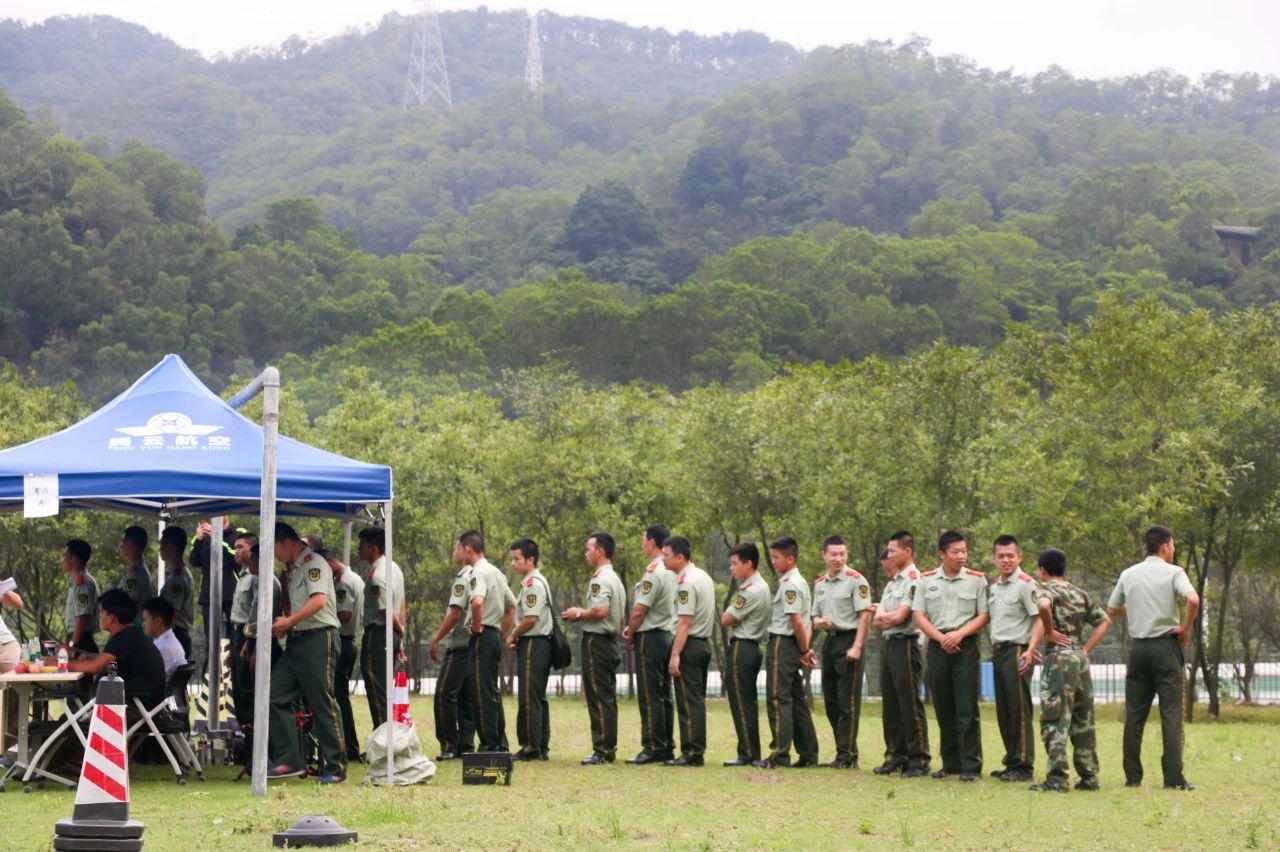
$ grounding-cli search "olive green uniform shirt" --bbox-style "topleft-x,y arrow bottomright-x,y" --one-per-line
160,563 -> 195,631
65,571 -> 99,635
1107,556 -> 1196,639
987,569 -> 1039,644
443,564 -> 474,650
114,560 -> 152,609
880,565 -> 921,637
286,547 -> 340,631
334,567 -> 363,639
362,554 -> 405,628
769,568 -> 810,636
675,563 -> 716,640
581,563 -> 626,636
517,568 -> 553,637
231,572 -> 282,629
911,567 -> 990,631
811,568 -> 872,631
633,557 -> 676,633
470,557 -> 514,629
727,574 -> 771,641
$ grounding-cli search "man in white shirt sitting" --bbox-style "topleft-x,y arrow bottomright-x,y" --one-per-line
142,596 -> 185,681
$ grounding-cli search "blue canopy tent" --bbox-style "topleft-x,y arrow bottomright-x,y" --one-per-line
0,354 -> 398,792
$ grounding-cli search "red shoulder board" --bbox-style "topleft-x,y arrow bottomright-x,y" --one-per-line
1017,573 -> 1034,582
75,574 -> 84,586
678,574 -> 687,584
591,567 -> 601,578
815,576 -> 826,584
741,582 -> 752,591
525,578 -> 534,587
646,564 -> 658,573
922,569 -> 938,576
965,569 -> 985,578
845,569 -> 861,579
304,554 -> 312,562
905,569 -> 919,579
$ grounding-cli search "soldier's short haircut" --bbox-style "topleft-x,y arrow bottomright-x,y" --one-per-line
458,529 -> 485,554
235,531 -> 259,547
142,595 -> 176,626
358,526 -> 386,553
64,538 -> 92,567
510,538 -> 539,563
1038,548 -> 1068,577
122,525 -> 148,551
644,524 -> 671,549
1144,524 -> 1174,555
768,536 -> 799,560
822,535 -> 847,550
992,534 -> 1019,551
888,531 -> 915,554
99,588 -> 137,625
729,541 -> 760,569
274,522 -> 300,543
303,534 -> 324,552
588,531 -> 615,559
663,535 -> 693,560
937,530 -> 966,553
161,525 -> 189,555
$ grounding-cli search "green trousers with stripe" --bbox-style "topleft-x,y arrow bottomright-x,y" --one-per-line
635,629 -> 674,757
360,623 -> 402,728
582,632 -> 620,757
765,634 -> 819,764
516,635 -> 552,752
992,642 -> 1035,772
673,636 -> 711,758
269,627 -> 345,776
471,627 -> 508,751
820,631 -> 864,764
725,638 -> 762,761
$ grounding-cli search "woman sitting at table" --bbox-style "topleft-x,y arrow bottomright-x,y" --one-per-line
68,589 -> 166,712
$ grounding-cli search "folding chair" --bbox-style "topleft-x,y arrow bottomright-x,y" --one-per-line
128,662 -> 204,785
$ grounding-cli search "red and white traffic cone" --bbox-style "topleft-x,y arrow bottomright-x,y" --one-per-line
53,669 -> 145,851
391,668 -> 412,728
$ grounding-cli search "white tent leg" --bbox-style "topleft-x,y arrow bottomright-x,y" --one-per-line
156,519 -> 167,589
251,368 -> 280,797
207,515 -> 224,734
384,503 -> 395,785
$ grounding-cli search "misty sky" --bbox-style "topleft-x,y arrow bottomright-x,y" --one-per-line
7,0 -> 1279,80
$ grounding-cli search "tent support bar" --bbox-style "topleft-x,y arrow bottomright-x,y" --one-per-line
227,374 -> 267,410
207,515 -> 224,735
250,368 -> 280,798
384,503 -> 395,785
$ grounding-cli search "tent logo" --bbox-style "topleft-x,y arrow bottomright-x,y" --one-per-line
110,412 -> 228,451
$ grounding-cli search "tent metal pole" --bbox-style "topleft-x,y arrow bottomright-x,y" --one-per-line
227,374 -> 267,410
384,503 -> 395,785
207,514 -> 224,734
251,367 -> 280,797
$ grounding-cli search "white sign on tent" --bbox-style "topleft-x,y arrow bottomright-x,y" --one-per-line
23,473 -> 58,518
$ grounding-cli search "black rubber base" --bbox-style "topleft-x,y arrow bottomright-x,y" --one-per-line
55,819 -> 146,839
54,837 -> 144,851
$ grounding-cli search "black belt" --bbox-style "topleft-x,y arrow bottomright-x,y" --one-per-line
519,634 -> 551,642
1133,634 -> 1178,641
992,641 -> 1026,649
885,634 -> 912,641
769,633 -> 798,641
831,629 -> 856,638
635,628 -> 671,636
363,623 -> 403,636
289,627 -> 332,636
729,636 -> 761,644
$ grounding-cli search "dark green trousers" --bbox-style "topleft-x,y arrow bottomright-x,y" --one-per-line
820,631 -> 864,764
360,623 -> 402,728
926,634 -> 982,773
433,644 -> 475,753
517,635 -> 552,752
673,636 -> 711,758
725,638 -> 762,761
269,627 -> 345,776
229,624 -> 251,724
635,629 -> 674,757
765,634 -> 819,764
334,634 -> 359,758
582,632 -> 621,757
880,635 -> 930,769
471,627 -> 508,751
1123,635 -> 1186,786
992,642 -> 1035,771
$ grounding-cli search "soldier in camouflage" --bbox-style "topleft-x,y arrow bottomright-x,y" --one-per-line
1019,547 -> 1111,793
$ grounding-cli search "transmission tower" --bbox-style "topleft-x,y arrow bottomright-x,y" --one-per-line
524,9 -> 544,95
403,0 -> 452,110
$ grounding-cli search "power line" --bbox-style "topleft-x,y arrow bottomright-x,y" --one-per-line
402,0 -> 452,111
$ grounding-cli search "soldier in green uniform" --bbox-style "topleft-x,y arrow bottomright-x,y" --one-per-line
1107,524 -> 1199,790
429,554 -> 476,760
622,523 -> 676,764
323,547 -> 364,762
987,534 -> 1038,782
266,522 -> 346,783
719,541 -> 770,766
811,534 -> 873,769
358,526 -> 406,730
63,538 -> 100,654
1021,547 -> 1112,792
911,530 -> 989,781
506,538 -> 553,760
662,535 -> 715,766
873,534 -> 930,777
561,531 -> 626,765
158,526 -> 195,660
755,536 -> 819,769
229,531 -> 281,726
114,525 -> 152,626
464,530 -> 515,752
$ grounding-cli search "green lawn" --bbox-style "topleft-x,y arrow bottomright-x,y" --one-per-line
8,697 -> 1279,850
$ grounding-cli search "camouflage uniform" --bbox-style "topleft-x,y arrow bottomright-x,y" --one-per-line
1037,579 -> 1107,788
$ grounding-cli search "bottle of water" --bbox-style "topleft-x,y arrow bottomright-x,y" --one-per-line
57,644 -> 69,673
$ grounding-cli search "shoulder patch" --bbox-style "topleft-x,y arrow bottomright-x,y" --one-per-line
784,589 -> 797,604
590,582 -> 601,597
965,568 -> 986,577
453,583 -> 464,597
859,585 -> 869,599
640,580 -> 652,595
678,589 -> 689,605
307,566 -> 322,582
526,593 -> 537,608
733,594 -> 745,608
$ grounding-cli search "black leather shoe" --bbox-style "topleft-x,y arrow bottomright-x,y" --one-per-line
901,767 -> 929,778
435,751 -> 457,761
873,761 -> 904,775
931,768 -> 952,779
822,759 -> 855,769
722,758 -> 751,767
1125,780 -> 1142,788
581,753 -> 614,765
1164,780 -> 1196,791
626,752 -> 657,765
790,757 -> 819,768
512,750 -> 538,761
990,768 -> 1007,779
751,758 -> 789,769
664,754 -> 703,767
959,771 -> 979,782
1001,769 -> 1033,782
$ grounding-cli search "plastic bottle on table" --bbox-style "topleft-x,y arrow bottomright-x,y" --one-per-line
57,644 -> 69,673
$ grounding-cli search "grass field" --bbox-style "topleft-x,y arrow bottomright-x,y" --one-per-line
7,696 -> 1279,850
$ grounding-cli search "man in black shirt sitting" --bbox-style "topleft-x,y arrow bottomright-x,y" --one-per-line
69,588 -> 167,710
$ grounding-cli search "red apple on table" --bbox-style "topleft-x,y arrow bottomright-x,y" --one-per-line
13,662 -> 27,674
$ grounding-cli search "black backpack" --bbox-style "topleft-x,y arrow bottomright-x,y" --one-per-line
539,575 -> 572,670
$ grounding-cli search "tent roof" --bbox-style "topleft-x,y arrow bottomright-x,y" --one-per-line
0,354 -> 391,519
